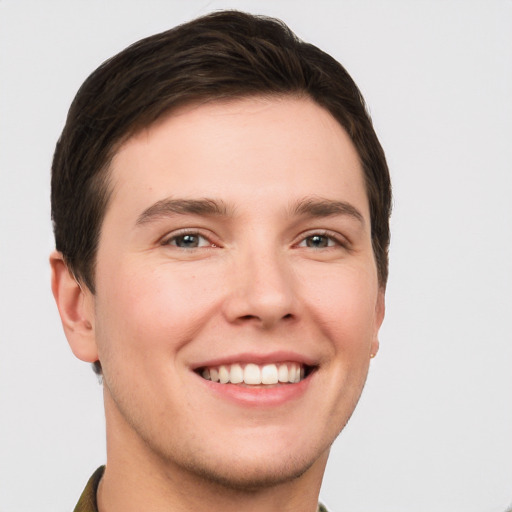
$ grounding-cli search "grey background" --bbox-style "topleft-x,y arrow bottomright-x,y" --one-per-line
1,1 -> 511,511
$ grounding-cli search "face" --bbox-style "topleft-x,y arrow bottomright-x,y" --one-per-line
87,96 -> 384,488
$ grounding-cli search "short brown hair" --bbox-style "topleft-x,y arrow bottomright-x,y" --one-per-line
52,10 -> 391,294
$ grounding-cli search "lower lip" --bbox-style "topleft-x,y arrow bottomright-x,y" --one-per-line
197,373 -> 313,407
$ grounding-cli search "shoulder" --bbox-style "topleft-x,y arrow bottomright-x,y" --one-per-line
73,466 -> 104,512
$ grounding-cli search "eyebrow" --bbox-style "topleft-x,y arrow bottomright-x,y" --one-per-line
290,197 -> 365,225
136,196 -> 364,226
136,198 -> 231,225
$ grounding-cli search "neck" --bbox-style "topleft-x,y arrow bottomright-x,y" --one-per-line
98,458 -> 325,512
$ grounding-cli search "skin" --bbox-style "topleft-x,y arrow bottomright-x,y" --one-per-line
51,96 -> 384,512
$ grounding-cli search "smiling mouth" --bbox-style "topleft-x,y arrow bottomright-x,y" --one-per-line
196,362 -> 314,386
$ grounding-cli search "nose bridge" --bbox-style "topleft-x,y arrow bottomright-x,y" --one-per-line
224,237 -> 297,327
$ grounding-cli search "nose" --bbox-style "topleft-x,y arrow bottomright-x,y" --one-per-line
222,247 -> 298,329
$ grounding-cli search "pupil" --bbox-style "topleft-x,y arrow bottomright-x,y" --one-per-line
178,234 -> 198,247
307,235 -> 327,248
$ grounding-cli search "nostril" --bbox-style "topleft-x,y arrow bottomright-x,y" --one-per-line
238,312 -> 294,324
240,314 -> 258,321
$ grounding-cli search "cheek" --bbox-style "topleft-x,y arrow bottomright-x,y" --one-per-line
94,261 -> 222,362
301,265 -> 379,349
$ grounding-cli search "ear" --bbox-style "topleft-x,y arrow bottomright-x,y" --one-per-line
370,289 -> 385,358
50,251 -> 98,363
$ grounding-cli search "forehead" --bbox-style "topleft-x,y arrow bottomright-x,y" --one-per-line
107,96 -> 368,219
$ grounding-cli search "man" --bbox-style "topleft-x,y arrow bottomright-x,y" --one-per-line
50,10 -> 391,512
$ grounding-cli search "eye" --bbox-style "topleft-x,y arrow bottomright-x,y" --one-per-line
296,231 -> 346,250
164,232 -> 213,249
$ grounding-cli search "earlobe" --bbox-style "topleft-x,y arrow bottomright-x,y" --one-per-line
370,290 -> 385,358
50,251 -> 99,363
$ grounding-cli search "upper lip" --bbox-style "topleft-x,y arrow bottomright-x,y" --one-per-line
191,351 -> 318,370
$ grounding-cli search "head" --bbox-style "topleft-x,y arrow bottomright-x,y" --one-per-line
51,10 -> 391,491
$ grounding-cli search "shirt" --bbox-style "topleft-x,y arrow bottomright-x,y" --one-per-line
73,466 -> 329,512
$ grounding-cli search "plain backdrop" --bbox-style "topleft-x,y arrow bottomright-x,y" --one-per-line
1,1 -> 511,511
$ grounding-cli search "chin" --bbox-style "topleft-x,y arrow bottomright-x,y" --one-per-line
177,448 -> 324,491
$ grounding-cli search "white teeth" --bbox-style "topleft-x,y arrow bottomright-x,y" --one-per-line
288,363 -> 301,383
278,364 -> 289,383
261,364 -> 278,384
244,364 -> 261,385
219,365 -> 230,384
200,362 -> 307,385
230,363 -> 244,384
289,364 -> 296,383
